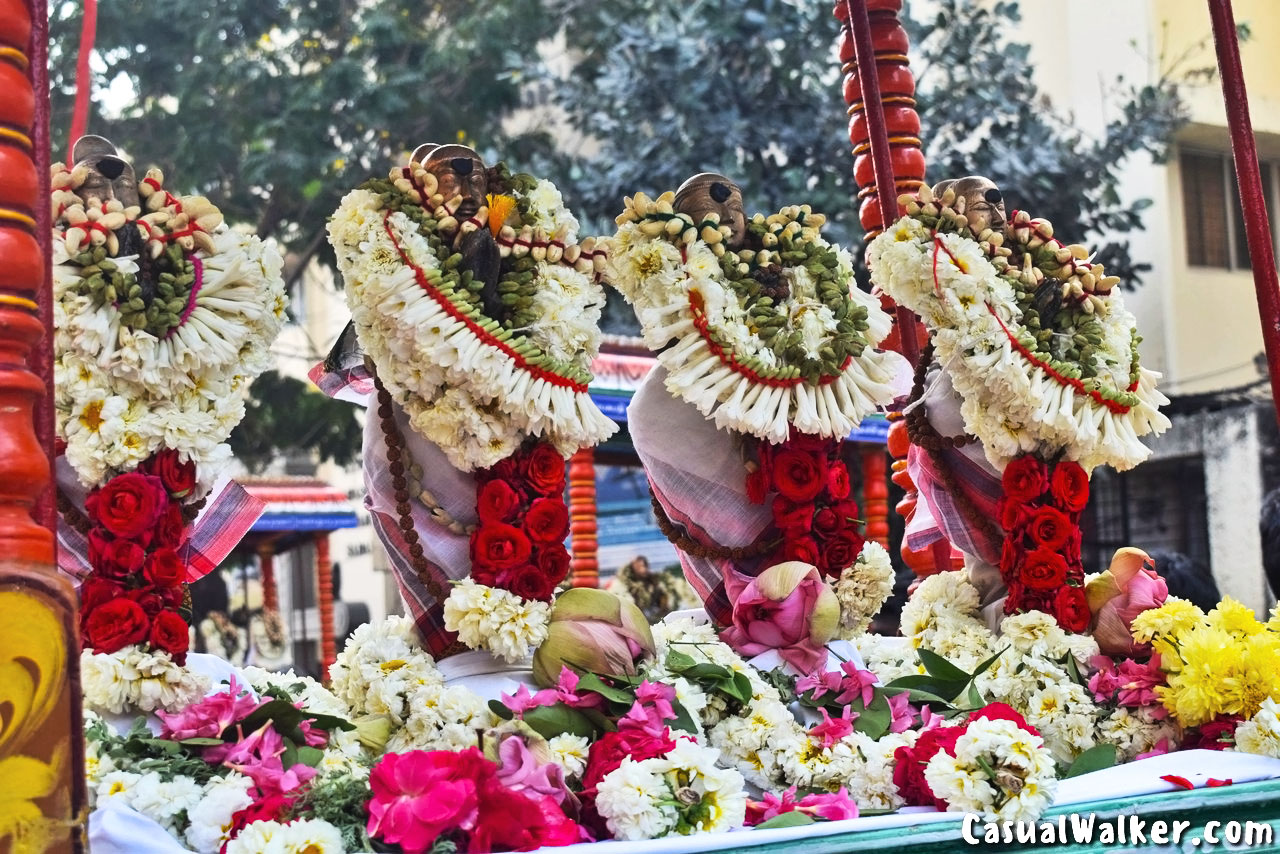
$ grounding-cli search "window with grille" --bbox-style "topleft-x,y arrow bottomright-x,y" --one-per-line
1181,149 -> 1278,269
1081,457 -> 1210,573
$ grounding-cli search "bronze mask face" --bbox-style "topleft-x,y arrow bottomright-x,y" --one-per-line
421,143 -> 489,219
674,172 -> 747,248
934,175 -> 1007,236
71,135 -> 139,208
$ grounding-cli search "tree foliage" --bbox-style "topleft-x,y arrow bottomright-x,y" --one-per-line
227,371 -> 362,473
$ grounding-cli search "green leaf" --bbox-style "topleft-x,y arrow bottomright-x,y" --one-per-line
294,745 -> 325,767
665,649 -> 697,672
724,672 -> 754,704
488,699 -> 515,721
668,701 -> 699,735
1064,744 -> 1117,778
521,703 -> 597,740
966,681 -> 984,709
576,672 -> 635,705
918,648 -> 971,683
176,737 -> 226,747
302,178 -> 325,200
753,811 -> 816,830
853,692 -> 891,740
1064,651 -> 1086,687
682,663 -> 733,681
970,646 -> 1008,681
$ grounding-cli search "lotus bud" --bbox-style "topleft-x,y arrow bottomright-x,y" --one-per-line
1086,548 -> 1168,656
720,562 -> 840,674
532,588 -> 656,687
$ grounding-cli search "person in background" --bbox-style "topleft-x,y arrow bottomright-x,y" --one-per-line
606,555 -> 699,622
1145,548 -> 1221,612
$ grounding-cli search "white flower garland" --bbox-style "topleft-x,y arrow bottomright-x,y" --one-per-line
924,717 -> 1058,822
835,541 -> 896,638
442,579 -> 551,664
52,165 -> 285,492
607,194 -> 908,444
328,168 -> 616,472
869,214 -> 1169,472
80,646 -> 209,714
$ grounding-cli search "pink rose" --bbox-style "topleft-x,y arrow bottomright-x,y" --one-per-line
1086,548 -> 1168,656
721,562 -> 839,674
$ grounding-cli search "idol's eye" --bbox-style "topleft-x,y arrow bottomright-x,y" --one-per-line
710,182 -> 731,204
450,157 -> 474,176
984,188 -> 1003,204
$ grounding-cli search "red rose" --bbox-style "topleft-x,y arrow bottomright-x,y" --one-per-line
780,537 -> 820,565
142,449 -> 197,498
83,598 -> 150,654
833,499 -> 860,524
1026,506 -> 1073,550
1054,585 -> 1091,632
524,497 -> 569,545
826,460 -> 851,500
152,503 -> 186,550
489,456 -> 521,482
999,498 -> 1030,534
158,584 -> 185,609
582,727 -> 676,792
1001,456 -> 1048,504
470,523 -> 533,571
771,496 -> 814,535
477,479 -> 523,524
127,588 -> 167,617
85,472 -> 169,540
501,564 -> 559,602
89,531 -> 146,580
893,725 -> 963,808
81,576 -> 124,614
1020,548 -> 1069,591
1183,716 -> 1241,751
471,785 -> 580,853
1050,461 -> 1090,513
820,528 -> 865,577
535,545 -> 571,585
812,507 -> 843,537
525,443 -> 566,496
999,536 -> 1023,575
745,467 -> 770,505
226,794 -> 298,844
144,547 -> 187,588
968,702 -> 1040,737
148,611 -> 190,661
771,448 -> 828,502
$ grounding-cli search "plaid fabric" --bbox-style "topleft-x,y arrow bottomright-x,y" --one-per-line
905,442 -> 1004,567
55,463 -> 266,585
307,359 -> 373,404
369,510 -> 458,656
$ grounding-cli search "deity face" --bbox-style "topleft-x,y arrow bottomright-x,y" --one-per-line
421,144 -> 489,219
71,135 -> 139,207
673,172 -> 746,248
947,176 -> 1006,236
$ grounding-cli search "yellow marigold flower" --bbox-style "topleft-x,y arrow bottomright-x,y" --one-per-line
1162,625 -> 1239,726
1208,597 -> 1264,637
1268,604 -> 1280,633
1130,597 -> 1204,646
1238,632 -> 1280,719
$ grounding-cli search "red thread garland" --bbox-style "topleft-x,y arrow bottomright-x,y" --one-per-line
380,210 -> 589,394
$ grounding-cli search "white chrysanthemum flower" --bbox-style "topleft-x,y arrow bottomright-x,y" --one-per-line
224,818 -> 347,854
95,770 -> 142,808
1000,611 -> 1071,660
835,541 -> 896,638
901,571 -> 983,641
596,758 -> 677,841
548,733 -> 592,780
185,774 -> 256,854
523,178 -> 579,236
81,647 -> 209,715
1236,698 -> 1280,758
131,773 -> 202,830
443,579 -> 550,662
925,718 -> 1058,822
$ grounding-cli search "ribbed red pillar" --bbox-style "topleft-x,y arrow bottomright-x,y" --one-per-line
0,1 -> 87,848
315,533 -> 336,678
1207,0 -> 1280,427
860,446 -> 890,550
568,449 -> 598,588
259,547 -> 278,613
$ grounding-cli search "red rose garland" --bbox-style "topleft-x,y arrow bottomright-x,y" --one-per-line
80,449 -> 197,662
997,455 -> 1091,631
748,431 -> 865,580
469,441 -> 571,603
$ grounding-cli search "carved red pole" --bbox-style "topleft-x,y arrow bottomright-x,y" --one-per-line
568,448 -> 598,588
29,0 -> 53,534
258,546 -> 278,613
0,1 -> 87,849
315,533 -> 336,678
860,446 -> 890,550
1208,0 -> 1280,427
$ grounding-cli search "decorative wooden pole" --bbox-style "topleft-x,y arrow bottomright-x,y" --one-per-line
1208,0 -> 1280,427
860,446 -> 890,550
0,1 -> 88,850
314,533 -> 336,678
258,545 -> 278,613
568,448 -> 599,588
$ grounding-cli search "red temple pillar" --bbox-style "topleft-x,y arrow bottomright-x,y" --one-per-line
314,533 -> 336,678
568,449 -> 599,588
860,445 -> 890,550
0,1 -> 87,849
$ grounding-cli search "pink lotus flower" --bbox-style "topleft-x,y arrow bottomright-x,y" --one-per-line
808,707 -> 856,748
722,562 -> 839,674
1086,548 -> 1168,656
155,676 -> 258,740
1088,655 -> 1166,714
746,786 -> 858,825
367,748 -> 494,854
